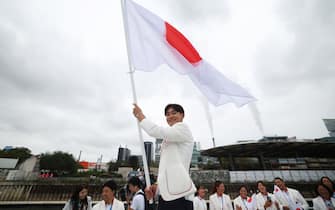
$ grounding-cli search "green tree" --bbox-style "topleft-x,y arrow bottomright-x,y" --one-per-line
0,147 -> 32,164
107,161 -> 120,172
40,151 -> 78,175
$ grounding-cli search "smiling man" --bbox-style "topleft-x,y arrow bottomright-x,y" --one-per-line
133,103 -> 195,210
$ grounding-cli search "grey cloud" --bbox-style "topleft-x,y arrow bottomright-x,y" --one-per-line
254,0 -> 335,96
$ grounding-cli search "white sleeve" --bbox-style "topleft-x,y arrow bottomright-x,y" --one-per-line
209,196 -> 215,210
193,198 -> 200,210
140,119 -> 192,143
226,196 -> 233,210
255,195 -> 265,210
62,200 -> 71,210
131,194 -> 145,210
295,190 -> 309,210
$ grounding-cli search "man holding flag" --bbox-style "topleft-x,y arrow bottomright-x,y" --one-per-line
122,0 -> 256,209
133,103 -> 195,210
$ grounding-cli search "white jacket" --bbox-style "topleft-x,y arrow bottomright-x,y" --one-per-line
209,193 -> 233,210
274,188 -> 308,210
194,196 -> 208,210
92,199 -> 125,210
255,192 -> 280,210
234,196 -> 256,210
312,196 -> 335,210
140,119 -> 196,201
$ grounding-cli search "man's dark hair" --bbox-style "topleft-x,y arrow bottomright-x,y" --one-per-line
164,104 -> 184,116
274,177 -> 284,182
128,176 -> 142,188
103,180 -> 117,192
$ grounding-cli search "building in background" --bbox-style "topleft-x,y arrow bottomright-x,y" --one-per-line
201,136 -> 335,183
144,141 -> 153,165
117,146 -> 131,163
191,142 -> 201,168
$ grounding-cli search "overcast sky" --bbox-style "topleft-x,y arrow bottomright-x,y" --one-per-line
0,0 -> 334,162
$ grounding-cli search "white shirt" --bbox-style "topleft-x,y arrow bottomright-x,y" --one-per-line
274,187 -> 308,210
194,196 -> 207,210
140,119 -> 196,201
92,199 -> 125,210
131,190 -> 145,210
255,192 -> 280,210
209,193 -> 233,210
233,196 -> 256,210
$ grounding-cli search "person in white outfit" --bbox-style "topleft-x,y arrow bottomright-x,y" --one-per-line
63,184 -> 92,210
209,181 -> 233,210
312,183 -> 335,210
255,181 -> 280,210
93,180 -> 125,210
193,185 -> 208,210
321,176 -> 335,199
234,185 -> 256,210
273,177 -> 308,210
127,176 -> 145,210
133,103 -> 195,210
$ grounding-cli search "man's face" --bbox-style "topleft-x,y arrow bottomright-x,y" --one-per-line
102,187 -> 114,202
165,108 -> 184,126
274,179 -> 286,190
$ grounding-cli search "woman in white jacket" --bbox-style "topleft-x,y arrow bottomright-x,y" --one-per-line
63,184 -> 92,210
321,176 -> 335,199
209,181 -> 233,210
312,183 -> 335,210
255,181 -> 280,210
234,185 -> 256,210
193,185 -> 208,210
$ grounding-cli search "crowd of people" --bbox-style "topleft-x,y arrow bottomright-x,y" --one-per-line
61,103 -> 334,210
62,175 -> 335,210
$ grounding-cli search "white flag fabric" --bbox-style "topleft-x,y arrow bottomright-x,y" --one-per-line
124,0 -> 256,106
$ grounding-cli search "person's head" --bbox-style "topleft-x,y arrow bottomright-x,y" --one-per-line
256,181 -> 267,194
164,104 -> 184,126
70,184 -> 89,210
102,180 -> 117,203
212,181 -> 225,195
195,185 -> 207,198
321,176 -> 335,191
128,176 -> 142,194
315,183 -> 332,200
274,177 -> 286,190
239,185 -> 248,199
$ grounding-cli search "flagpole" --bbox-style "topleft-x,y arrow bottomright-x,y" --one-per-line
120,0 -> 151,188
